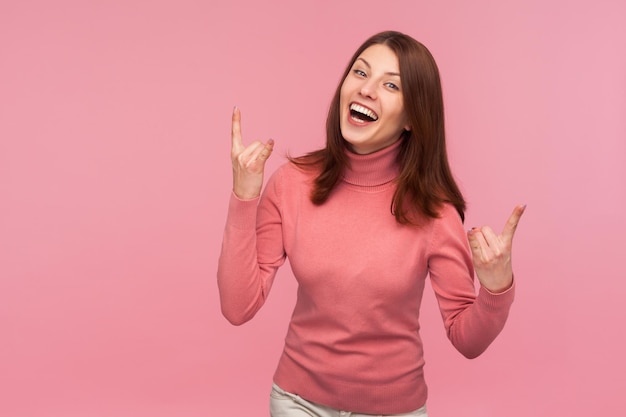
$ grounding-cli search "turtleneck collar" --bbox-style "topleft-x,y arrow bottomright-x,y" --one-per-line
341,139 -> 402,188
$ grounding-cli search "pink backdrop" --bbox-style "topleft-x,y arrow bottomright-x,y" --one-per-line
1,1 -> 625,416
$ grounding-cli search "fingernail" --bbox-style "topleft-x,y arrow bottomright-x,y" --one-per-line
268,138 -> 275,145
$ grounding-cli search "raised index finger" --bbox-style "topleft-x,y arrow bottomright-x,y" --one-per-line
502,204 -> 526,243
231,106 -> 243,153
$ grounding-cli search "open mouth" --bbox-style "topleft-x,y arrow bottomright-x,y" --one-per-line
349,103 -> 378,123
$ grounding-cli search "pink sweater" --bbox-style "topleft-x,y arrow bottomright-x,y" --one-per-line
217,140 -> 514,414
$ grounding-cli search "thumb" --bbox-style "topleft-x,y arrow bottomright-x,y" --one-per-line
258,139 -> 275,162
467,228 -> 485,261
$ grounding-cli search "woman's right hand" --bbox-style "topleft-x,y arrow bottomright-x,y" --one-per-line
230,107 -> 274,200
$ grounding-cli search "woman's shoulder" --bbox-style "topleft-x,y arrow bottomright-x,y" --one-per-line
430,202 -> 467,241
264,158 -> 319,196
272,157 -> 320,182
437,202 -> 464,221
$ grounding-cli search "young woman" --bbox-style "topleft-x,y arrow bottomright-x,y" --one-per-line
218,31 -> 525,417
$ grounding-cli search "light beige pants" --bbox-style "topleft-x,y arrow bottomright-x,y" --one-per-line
270,383 -> 428,417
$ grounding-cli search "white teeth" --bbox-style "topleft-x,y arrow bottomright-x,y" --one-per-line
350,103 -> 378,121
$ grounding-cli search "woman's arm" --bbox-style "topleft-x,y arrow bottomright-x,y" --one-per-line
428,204 -> 524,358
217,108 -> 285,325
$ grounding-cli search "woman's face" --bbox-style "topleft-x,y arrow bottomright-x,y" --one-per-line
339,44 -> 409,155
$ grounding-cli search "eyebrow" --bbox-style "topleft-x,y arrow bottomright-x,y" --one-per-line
356,57 -> 401,77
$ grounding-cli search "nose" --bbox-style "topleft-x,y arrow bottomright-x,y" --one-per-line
359,79 -> 377,100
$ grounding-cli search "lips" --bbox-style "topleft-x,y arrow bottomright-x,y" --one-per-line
349,102 -> 378,123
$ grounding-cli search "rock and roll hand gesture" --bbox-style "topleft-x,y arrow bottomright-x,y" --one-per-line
231,107 -> 275,200
467,205 -> 526,293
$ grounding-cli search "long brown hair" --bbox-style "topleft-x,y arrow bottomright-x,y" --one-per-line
291,31 -> 466,224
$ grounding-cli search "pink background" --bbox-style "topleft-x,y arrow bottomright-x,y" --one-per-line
1,1 -> 625,416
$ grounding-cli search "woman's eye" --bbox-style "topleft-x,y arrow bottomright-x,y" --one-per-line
386,82 -> 399,91
353,69 -> 366,77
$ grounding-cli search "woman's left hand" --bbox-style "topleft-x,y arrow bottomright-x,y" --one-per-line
467,205 -> 526,293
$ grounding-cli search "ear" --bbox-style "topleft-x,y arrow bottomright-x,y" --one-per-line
404,124 -> 411,131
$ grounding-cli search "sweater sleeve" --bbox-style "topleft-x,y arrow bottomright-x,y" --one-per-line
217,169 -> 287,325
427,204 -> 515,358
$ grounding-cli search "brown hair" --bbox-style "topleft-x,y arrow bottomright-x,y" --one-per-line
291,31 -> 466,224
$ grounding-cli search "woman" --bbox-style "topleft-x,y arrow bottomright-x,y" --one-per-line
218,31 -> 525,417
